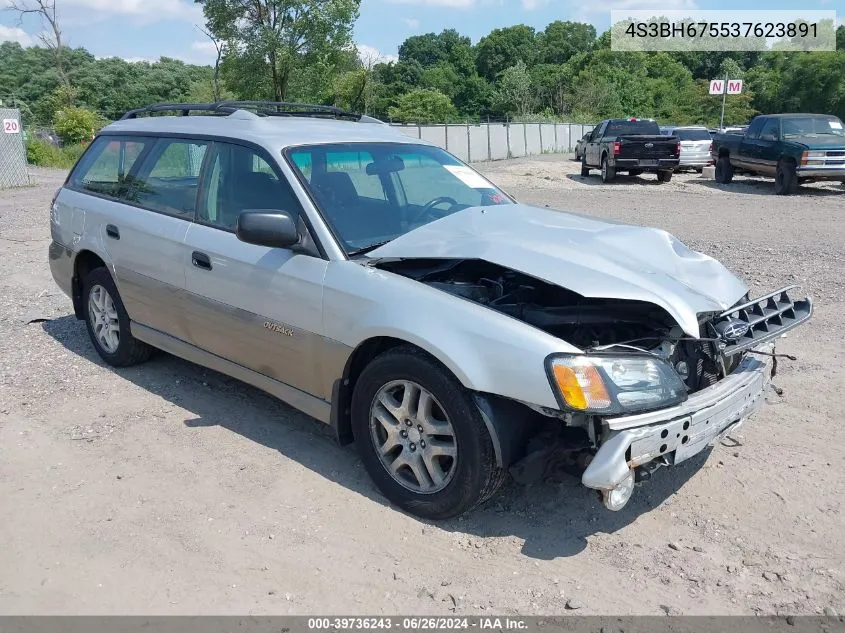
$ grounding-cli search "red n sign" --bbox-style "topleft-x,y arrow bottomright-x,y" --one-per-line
709,80 -> 724,95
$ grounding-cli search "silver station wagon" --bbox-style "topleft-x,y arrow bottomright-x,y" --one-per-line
49,101 -> 812,519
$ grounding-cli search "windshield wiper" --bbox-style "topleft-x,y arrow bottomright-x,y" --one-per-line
349,240 -> 393,257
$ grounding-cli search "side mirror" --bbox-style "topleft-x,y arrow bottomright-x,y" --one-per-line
236,210 -> 300,248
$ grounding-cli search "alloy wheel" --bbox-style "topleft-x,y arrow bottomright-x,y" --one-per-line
369,380 -> 458,494
88,284 -> 120,353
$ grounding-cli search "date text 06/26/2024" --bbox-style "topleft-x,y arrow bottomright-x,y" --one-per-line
306,618 -> 528,630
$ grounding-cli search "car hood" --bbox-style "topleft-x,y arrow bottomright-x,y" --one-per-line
789,135 -> 845,149
369,204 -> 748,337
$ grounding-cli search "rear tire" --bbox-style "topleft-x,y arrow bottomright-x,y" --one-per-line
657,170 -> 673,183
715,156 -> 733,184
82,267 -> 153,367
351,346 -> 505,520
775,159 -> 798,195
600,155 -> 615,183
580,157 -> 590,177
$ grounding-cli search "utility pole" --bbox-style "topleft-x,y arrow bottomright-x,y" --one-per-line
719,72 -> 728,131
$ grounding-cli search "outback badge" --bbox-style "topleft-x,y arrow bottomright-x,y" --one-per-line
263,321 -> 294,337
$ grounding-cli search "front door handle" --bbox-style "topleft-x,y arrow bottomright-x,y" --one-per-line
106,224 -> 120,240
192,251 -> 212,270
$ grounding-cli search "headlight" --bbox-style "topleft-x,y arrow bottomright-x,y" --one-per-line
545,354 -> 687,415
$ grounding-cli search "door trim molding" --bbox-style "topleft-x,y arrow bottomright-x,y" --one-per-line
131,322 -> 332,424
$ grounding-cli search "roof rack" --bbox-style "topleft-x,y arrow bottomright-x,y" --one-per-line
119,101 -> 381,123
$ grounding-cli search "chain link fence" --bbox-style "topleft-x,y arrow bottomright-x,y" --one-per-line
0,108 -> 31,188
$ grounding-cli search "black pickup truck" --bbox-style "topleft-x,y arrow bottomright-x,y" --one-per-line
581,118 -> 680,183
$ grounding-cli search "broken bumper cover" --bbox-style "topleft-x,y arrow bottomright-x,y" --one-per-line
582,343 -> 774,494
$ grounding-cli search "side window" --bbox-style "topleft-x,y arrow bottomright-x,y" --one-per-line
69,136 -> 150,198
198,142 -> 302,232
125,138 -> 208,219
759,119 -> 779,141
744,118 -> 766,140
595,122 -> 608,139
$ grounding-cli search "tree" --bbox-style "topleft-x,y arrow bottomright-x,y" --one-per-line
387,88 -> 456,123
54,106 -> 102,144
195,0 -> 360,101
398,29 -> 475,75
493,60 -> 533,117
369,59 -> 423,119
530,63 -> 571,114
194,25 -> 227,101
537,21 -> 596,65
475,25 -> 536,82
6,0 -> 70,93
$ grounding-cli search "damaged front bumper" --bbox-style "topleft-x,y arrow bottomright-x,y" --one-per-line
582,343 -> 775,509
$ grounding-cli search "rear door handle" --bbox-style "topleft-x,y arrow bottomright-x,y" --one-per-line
105,224 -> 120,240
192,251 -> 212,270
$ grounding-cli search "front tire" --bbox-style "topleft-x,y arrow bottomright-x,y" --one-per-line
83,267 -> 152,367
715,156 -> 733,184
775,159 -> 798,195
600,155 -> 615,183
351,347 -> 505,519
580,157 -> 590,177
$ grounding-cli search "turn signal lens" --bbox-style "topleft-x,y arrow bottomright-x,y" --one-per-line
551,362 -> 612,410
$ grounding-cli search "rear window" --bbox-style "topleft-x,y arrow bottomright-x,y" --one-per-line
605,120 -> 661,137
673,129 -> 711,141
69,136 -> 151,198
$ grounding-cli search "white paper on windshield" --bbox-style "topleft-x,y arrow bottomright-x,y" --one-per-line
445,165 -> 492,189
829,121 -> 843,129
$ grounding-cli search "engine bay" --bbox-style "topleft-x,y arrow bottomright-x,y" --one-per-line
375,257 -> 732,393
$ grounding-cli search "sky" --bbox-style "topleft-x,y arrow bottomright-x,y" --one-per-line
0,0 -> 842,67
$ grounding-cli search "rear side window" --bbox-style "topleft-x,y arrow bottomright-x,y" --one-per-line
69,136 -> 150,198
125,139 -> 209,219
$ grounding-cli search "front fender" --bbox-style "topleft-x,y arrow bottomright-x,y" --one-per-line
322,261 -> 577,411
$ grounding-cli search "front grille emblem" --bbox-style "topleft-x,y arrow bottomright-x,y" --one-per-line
715,318 -> 750,342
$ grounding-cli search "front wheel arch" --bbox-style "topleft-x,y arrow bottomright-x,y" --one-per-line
330,337 -> 537,469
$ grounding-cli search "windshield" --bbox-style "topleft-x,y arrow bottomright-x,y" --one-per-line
287,143 -> 513,255
674,128 -> 711,141
782,116 -> 845,138
605,120 -> 660,137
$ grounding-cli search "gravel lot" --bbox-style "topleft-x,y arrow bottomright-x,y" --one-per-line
0,159 -> 843,616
